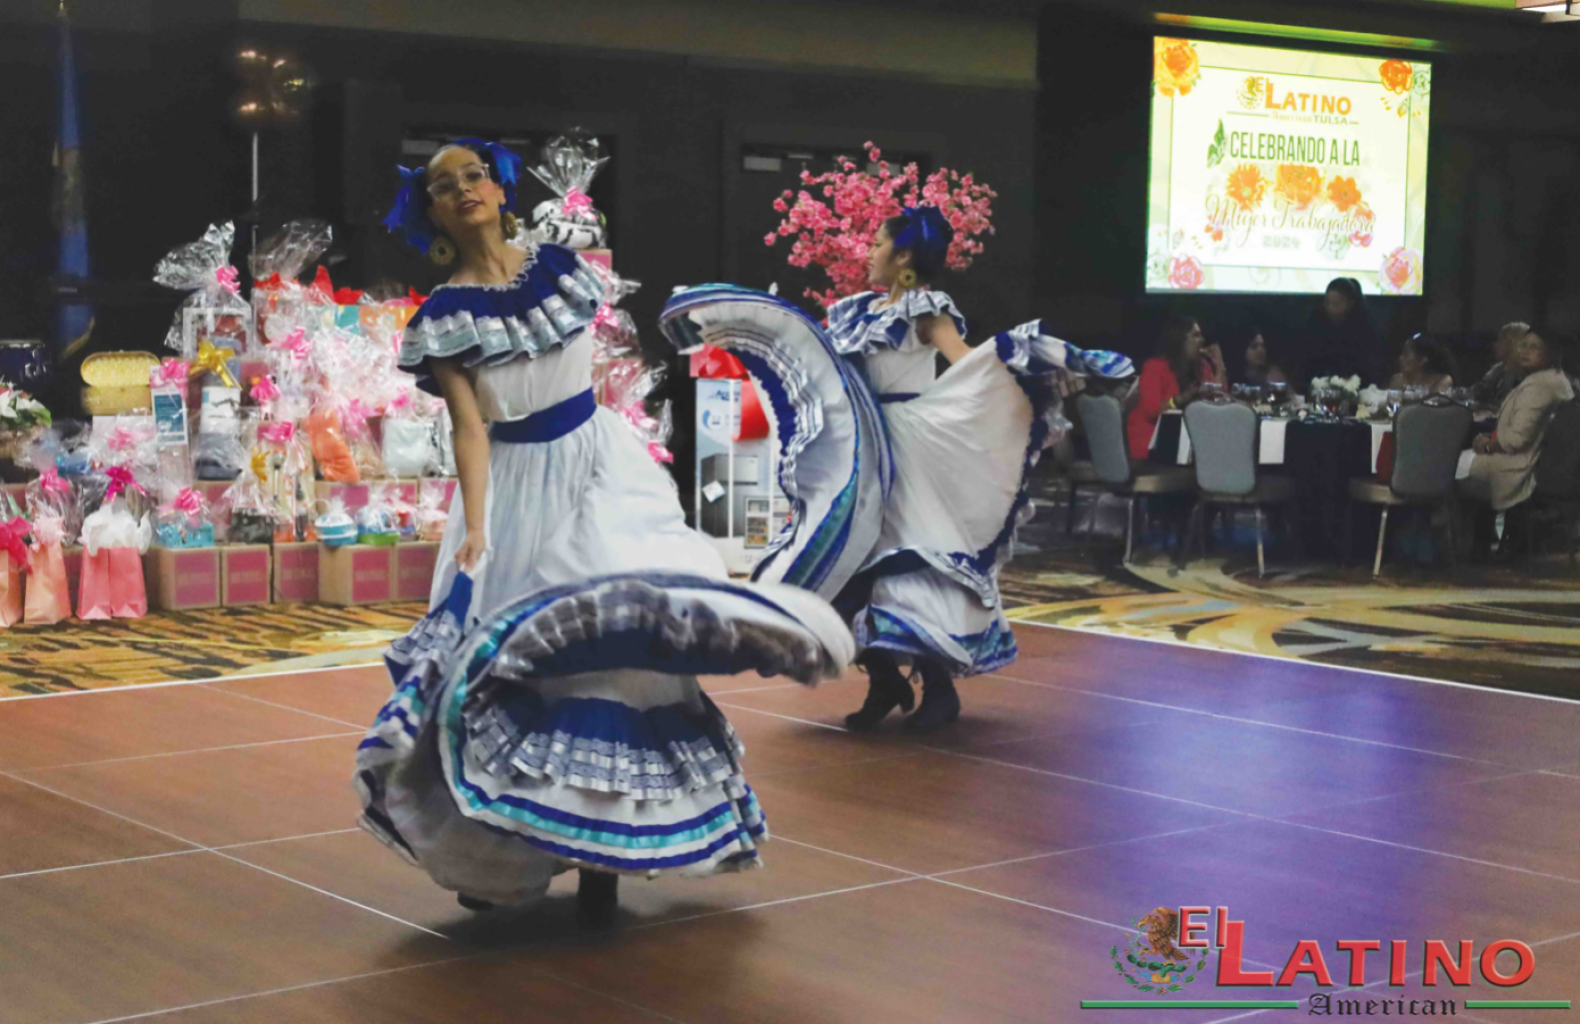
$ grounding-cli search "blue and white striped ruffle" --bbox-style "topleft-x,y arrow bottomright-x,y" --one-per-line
826,290 -> 967,356
660,285 -> 891,600
356,571 -> 853,877
397,243 -> 609,396
857,605 -> 1019,677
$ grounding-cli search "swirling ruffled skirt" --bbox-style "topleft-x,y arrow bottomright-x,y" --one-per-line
354,408 -> 853,905
660,288 -> 1052,678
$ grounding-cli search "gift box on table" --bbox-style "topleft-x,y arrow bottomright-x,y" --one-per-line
319,544 -> 393,605
273,541 -> 320,603
393,542 -> 439,602
143,547 -> 221,611
220,544 -> 272,606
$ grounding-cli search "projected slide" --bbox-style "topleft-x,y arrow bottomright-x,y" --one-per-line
1146,38 -> 1431,295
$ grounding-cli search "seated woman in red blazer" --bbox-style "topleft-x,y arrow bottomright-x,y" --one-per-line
1127,315 -> 1228,459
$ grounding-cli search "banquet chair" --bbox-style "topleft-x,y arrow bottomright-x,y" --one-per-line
1180,397 -> 1295,577
1345,396 -> 1471,576
1074,394 -> 1194,564
1508,399 -> 1580,565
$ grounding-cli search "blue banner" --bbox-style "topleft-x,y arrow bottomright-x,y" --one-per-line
54,0 -> 94,362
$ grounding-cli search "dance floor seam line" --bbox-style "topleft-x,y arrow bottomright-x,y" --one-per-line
70,953 -> 483,1024
8,731 -> 364,774
709,700 -> 853,731
930,747 -> 1268,819
1267,819 -> 1580,887
985,671 -> 1521,768
200,684 -> 373,730
0,828 -> 364,884
1012,619 -> 1580,705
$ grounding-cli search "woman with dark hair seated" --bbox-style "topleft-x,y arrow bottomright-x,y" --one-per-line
1389,333 -> 1457,394
1126,314 -> 1226,460
1236,327 -> 1287,388
1460,326 -> 1574,516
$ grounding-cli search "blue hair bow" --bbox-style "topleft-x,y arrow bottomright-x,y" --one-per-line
381,139 -> 524,254
892,204 -> 954,267
382,165 -> 436,254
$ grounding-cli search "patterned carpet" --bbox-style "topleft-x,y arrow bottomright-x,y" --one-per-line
1001,475 -> 1580,701
4,471 -> 1578,700
0,603 -> 425,696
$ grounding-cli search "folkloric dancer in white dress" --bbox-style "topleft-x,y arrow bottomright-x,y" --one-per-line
355,139 -> 855,923
661,206 -> 1131,734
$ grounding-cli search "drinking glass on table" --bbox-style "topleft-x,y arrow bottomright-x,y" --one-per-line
1385,389 -> 1402,417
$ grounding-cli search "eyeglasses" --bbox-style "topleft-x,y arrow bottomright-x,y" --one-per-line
426,164 -> 491,202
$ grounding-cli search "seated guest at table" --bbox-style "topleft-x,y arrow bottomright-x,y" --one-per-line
1304,277 -> 1384,385
1471,322 -> 1529,411
1388,333 -> 1457,394
1128,315 -> 1226,459
1234,327 -> 1288,387
1459,326 -> 1574,513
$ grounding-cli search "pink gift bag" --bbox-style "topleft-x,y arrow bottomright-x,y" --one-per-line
109,547 -> 148,619
24,542 -> 72,625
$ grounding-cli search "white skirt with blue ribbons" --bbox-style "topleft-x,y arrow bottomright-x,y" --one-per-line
662,289 -> 1110,678
356,570 -> 854,905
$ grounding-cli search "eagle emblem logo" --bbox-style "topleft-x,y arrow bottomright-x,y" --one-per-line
1237,75 -> 1266,110
1109,908 -> 1213,996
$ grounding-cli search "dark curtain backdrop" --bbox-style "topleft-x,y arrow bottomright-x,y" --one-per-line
0,7 -> 1035,501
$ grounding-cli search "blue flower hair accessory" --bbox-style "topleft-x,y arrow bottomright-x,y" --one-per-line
892,204 -> 954,268
381,138 -> 524,254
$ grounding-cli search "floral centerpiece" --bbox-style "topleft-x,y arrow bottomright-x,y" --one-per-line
0,380 -> 52,461
1309,375 -> 1362,417
764,141 -> 996,310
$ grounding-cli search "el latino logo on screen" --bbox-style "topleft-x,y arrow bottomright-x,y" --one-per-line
1238,76 -> 1355,117
1084,906 -> 1570,1015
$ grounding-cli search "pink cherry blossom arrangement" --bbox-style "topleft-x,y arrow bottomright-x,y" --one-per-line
764,142 -> 996,310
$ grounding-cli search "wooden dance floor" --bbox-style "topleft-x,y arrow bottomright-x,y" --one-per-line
2,625 -> 1577,1024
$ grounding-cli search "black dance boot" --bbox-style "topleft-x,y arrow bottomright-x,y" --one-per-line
844,652 -> 915,731
576,868 -> 619,928
904,659 -> 961,733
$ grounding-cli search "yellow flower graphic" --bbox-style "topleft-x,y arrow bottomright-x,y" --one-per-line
1326,176 -> 1363,213
1275,164 -> 1323,211
1154,39 -> 1201,97
1226,164 -> 1268,212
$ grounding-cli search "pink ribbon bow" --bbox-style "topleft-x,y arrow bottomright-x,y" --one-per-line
272,327 -> 312,362
151,359 -> 190,389
562,187 -> 594,218
215,265 -> 240,295
104,466 -> 146,502
251,375 -> 282,403
387,392 -> 413,416
107,426 -> 139,454
37,467 -> 71,499
258,421 -> 296,446
0,517 -> 32,573
592,303 -> 621,331
171,488 -> 205,516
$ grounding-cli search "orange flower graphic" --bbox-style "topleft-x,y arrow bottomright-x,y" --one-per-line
1275,164 -> 1324,211
1327,176 -> 1363,213
1154,39 -> 1201,97
1380,60 -> 1413,95
1225,164 -> 1269,212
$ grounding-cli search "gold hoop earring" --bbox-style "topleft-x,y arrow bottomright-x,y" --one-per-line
428,237 -> 456,266
502,212 -> 520,239
897,268 -> 918,290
